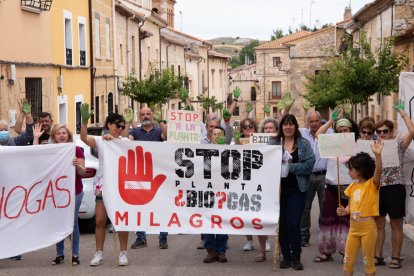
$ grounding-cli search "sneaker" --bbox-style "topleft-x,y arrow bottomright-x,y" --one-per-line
118,251 -> 128,266
90,251 -> 103,266
159,238 -> 168,249
217,252 -> 228,263
242,240 -> 254,251
51,256 -> 64,265
10,255 -> 23,261
197,240 -> 205,249
72,256 -> 80,266
203,250 -> 218,263
280,258 -> 291,269
265,240 -> 271,252
131,238 -> 147,249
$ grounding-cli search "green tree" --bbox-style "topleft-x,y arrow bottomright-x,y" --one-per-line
271,28 -> 284,41
305,34 -> 407,108
122,68 -> 184,108
230,40 -> 260,68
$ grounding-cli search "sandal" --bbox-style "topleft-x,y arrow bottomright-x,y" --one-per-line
374,256 -> 385,266
314,254 -> 333,263
389,256 -> 401,269
255,252 -> 266,262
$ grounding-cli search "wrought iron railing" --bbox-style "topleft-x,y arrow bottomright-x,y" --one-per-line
21,0 -> 53,11
80,50 -> 86,66
66,48 -> 72,65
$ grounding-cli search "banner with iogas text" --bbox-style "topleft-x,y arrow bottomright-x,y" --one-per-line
103,140 -> 282,235
0,144 -> 76,259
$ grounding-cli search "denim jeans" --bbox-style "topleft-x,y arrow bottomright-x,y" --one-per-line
280,187 -> 307,259
56,192 -> 84,256
300,174 -> 325,241
136,231 -> 168,240
204,234 -> 228,253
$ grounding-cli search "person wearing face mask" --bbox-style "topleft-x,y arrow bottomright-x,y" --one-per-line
128,107 -> 169,250
0,101 -> 34,147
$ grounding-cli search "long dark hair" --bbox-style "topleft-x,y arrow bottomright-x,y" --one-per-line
276,114 -> 302,147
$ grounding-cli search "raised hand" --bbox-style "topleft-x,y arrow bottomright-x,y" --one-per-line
233,86 -> 241,99
123,107 -> 134,124
233,129 -> 241,141
22,100 -> 31,115
371,139 -> 384,156
80,103 -> 93,125
277,100 -> 286,110
245,102 -> 253,113
118,146 -> 167,205
393,99 -> 405,112
331,107 -> 341,121
264,104 -> 270,114
343,103 -> 352,117
32,123 -> 44,140
223,109 -> 232,121
283,93 -> 295,108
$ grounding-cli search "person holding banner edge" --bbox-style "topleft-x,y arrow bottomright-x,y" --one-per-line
80,103 -> 130,267
336,140 -> 384,276
269,114 -> 315,270
314,109 -> 360,263
373,100 -> 414,269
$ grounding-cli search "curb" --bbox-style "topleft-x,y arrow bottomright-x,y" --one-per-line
403,223 -> 414,241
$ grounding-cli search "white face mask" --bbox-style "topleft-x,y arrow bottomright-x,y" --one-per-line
0,130 -> 9,142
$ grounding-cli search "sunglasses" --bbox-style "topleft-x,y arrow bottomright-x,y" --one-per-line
361,130 -> 373,136
376,129 -> 389,135
243,124 -> 254,130
115,123 -> 126,130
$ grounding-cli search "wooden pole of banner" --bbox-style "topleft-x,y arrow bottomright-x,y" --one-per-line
336,157 -> 341,207
69,233 -> 73,270
273,224 -> 280,271
113,230 -> 118,266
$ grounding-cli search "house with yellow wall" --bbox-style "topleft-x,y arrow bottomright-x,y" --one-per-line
50,0 -> 91,133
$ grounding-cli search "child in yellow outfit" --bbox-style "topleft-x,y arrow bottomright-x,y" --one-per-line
337,139 -> 383,276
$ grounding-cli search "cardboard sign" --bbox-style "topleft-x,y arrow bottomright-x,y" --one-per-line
238,138 -> 250,145
167,110 -> 201,144
356,140 -> 399,168
318,133 -> 356,158
325,158 -> 353,185
103,140 -> 282,235
250,133 -> 276,144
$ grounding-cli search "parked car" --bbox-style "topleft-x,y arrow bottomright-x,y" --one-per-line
74,134 -> 99,233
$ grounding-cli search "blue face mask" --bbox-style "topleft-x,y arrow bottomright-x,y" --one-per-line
0,130 -> 10,142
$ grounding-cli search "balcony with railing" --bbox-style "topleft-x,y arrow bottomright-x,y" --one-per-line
66,48 -> 72,66
21,0 -> 53,12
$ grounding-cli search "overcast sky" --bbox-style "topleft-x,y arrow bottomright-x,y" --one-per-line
174,0 -> 373,40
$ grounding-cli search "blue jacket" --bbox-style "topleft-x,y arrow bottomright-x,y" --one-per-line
269,137 -> 315,192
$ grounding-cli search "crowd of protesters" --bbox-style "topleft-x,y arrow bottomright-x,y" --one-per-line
1,91 -> 414,276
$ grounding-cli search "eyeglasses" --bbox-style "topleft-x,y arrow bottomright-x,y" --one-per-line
243,124 -> 254,130
376,129 -> 389,135
115,123 -> 126,130
361,130 -> 373,136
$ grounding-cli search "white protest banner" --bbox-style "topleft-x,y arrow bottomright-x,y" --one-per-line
318,133 -> 356,158
398,72 -> 414,224
103,140 -> 281,235
250,133 -> 276,144
167,110 -> 201,143
356,140 -> 399,168
0,144 -> 75,259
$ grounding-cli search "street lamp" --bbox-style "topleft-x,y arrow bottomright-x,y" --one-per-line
277,62 -> 290,74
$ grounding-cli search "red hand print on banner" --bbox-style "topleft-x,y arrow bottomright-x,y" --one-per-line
118,146 -> 166,205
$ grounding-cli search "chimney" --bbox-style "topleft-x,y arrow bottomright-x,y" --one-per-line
344,6 -> 352,21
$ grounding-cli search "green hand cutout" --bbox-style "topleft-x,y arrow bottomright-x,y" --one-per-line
394,99 -> 405,112
223,109 -> 232,120
233,86 -> 241,99
283,93 -> 294,107
233,130 -> 241,140
303,101 -> 311,110
245,102 -> 253,113
264,104 -> 271,114
217,136 -> 225,145
22,100 -> 31,114
80,103 -> 93,125
123,108 -> 134,123
277,101 -> 286,110
331,108 -> 340,121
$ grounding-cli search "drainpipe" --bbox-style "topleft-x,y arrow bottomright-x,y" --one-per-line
112,0 -> 119,112
207,45 -> 212,100
127,14 -> 135,108
197,56 -> 203,100
159,25 -> 167,71
166,44 -> 171,68
88,0 -> 95,121
183,45 -> 187,76
138,21 -> 144,81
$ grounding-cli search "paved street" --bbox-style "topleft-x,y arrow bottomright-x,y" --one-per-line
1,200 -> 414,276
